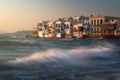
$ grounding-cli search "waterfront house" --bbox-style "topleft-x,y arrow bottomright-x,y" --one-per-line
101,24 -> 115,38
64,21 -> 73,38
114,19 -> 120,37
47,20 -> 56,38
73,23 -> 83,38
37,21 -> 45,38
90,15 -> 119,38
31,27 -> 38,38
55,21 -> 62,38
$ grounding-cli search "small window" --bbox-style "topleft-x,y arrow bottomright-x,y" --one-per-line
100,19 -> 103,24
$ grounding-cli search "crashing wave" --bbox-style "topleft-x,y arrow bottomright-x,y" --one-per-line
7,46 -> 112,68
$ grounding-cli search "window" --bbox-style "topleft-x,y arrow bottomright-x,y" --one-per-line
94,20 -> 96,26
104,30 -> 106,33
100,19 -> 103,24
91,20 -> 93,25
97,28 -> 99,32
94,28 -> 96,32
97,20 -> 99,25
66,24 -> 69,28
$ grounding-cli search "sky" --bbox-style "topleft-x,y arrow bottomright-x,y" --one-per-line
0,0 -> 120,33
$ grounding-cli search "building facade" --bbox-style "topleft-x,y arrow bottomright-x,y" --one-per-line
33,15 -> 120,39
90,15 -> 119,38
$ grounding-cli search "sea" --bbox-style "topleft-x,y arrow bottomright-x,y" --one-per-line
0,37 -> 120,80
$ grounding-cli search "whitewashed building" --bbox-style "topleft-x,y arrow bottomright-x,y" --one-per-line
64,21 -> 73,38
73,23 -> 83,38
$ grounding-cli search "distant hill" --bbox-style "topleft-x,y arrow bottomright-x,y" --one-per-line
0,31 -> 5,34
0,30 -> 32,38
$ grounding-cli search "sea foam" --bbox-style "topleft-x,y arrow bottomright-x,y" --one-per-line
7,46 -> 112,68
